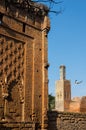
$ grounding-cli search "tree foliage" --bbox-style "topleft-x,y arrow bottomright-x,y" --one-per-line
48,94 -> 55,110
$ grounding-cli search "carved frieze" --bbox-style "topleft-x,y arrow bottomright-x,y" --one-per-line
0,35 -> 25,84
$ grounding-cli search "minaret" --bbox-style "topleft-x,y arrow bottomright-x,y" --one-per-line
55,65 -> 71,111
60,65 -> 66,80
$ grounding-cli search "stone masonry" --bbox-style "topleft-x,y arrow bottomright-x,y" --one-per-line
48,111 -> 86,130
1,1 -> 86,130
55,65 -> 86,113
55,65 -> 71,111
0,0 -> 50,129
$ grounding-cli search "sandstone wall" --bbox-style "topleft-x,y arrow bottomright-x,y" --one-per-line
48,111 -> 86,130
0,121 -> 35,130
0,0 -> 50,129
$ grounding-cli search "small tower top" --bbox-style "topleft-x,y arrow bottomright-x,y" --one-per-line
59,65 -> 66,80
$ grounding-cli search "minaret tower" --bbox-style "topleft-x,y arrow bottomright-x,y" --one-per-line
55,65 -> 71,111
60,65 -> 66,80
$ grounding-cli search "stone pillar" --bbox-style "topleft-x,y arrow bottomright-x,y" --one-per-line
41,16 -> 50,129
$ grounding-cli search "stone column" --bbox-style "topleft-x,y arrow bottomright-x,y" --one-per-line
41,16 -> 50,129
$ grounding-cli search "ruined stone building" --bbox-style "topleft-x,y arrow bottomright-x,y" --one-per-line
1,1 -> 86,130
55,65 -> 71,111
48,65 -> 86,130
0,0 -> 50,129
55,65 -> 86,113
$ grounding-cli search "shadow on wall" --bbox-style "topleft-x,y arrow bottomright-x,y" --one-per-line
0,125 -> 11,130
48,111 -> 58,130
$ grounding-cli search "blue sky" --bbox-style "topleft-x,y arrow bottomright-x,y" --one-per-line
48,0 -> 86,98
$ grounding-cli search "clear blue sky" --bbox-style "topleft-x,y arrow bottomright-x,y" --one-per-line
48,0 -> 86,98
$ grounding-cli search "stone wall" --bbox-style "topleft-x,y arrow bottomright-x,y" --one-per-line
69,96 -> 86,113
0,0 -> 50,129
48,111 -> 86,130
0,121 -> 35,130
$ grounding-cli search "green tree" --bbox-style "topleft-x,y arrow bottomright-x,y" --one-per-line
48,94 -> 55,110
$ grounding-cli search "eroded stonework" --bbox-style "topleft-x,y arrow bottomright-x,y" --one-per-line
55,65 -> 86,113
0,0 -> 50,129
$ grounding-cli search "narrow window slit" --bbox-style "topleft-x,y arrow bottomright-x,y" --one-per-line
0,12 -> 3,24
22,23 -> 26,32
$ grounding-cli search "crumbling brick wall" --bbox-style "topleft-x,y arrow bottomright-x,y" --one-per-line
48,111 -> 86,130
0,0 -> 50,129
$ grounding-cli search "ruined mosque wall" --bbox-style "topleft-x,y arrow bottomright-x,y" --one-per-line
48,111 -> 86,130
0,0 -> 50,129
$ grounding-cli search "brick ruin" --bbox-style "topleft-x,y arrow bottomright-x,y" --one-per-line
55,65 -> 86,113
48,111 -> 86,130
55,65 -> 71,112
0,0 -> 50,129
1,1 -> 86,130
